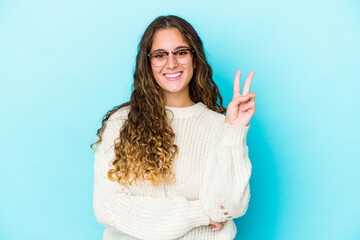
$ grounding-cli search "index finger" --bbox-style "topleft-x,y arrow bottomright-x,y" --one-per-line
242,71 -> 255,96
233,70 -> 241,99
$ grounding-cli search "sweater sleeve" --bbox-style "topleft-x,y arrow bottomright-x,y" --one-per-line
92,115 -> 210,240
199,122 -> 252,223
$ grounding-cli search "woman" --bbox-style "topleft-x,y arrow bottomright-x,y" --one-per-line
91,15 -> 256,240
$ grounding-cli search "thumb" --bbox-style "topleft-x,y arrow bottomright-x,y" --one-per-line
230,95 -> 250,107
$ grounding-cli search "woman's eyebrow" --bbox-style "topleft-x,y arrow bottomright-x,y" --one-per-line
151,46 -> 189,52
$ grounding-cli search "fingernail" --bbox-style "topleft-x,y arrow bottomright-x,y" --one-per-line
240,107 -> 245,111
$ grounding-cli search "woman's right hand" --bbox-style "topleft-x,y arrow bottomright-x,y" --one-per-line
209,219 -> 225,231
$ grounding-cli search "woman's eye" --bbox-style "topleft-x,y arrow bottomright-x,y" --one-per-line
177,50 -> 188,56
154,53 -> 165,58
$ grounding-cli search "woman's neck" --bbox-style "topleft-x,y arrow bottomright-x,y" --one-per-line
164,93 -> 195,108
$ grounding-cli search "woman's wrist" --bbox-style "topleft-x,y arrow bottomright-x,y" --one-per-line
225,120 -> 249,126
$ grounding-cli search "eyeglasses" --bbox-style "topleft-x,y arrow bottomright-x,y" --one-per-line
147,48 -> 195,67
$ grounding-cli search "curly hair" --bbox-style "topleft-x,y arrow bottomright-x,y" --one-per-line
91,15 -> 226,187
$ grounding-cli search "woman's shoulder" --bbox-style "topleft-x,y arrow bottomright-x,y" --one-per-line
108,104 -> 130,122
104,104 -> 130,131
201,104 -> 226,123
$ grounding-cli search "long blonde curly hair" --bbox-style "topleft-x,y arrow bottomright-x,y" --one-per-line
91,15 -> 226,187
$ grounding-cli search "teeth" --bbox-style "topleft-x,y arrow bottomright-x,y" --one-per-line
165,72 -> 182,78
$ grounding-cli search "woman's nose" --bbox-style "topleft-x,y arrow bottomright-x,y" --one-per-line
165,53 -> 178,68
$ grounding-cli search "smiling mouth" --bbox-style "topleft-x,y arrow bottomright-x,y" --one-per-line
164,72 -> 182,77
164,71 -> 183,81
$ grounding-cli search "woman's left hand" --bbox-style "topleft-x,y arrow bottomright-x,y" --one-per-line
209,219 -> 225,231
225,70 -> 256,126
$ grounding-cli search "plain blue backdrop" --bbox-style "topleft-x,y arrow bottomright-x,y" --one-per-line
0,0 -> 359,239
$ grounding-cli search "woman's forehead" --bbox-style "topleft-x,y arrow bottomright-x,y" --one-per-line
151,28 -> 189,51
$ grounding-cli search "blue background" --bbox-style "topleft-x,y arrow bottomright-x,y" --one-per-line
1,0 -> 359,239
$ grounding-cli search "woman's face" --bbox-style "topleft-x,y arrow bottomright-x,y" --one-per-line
149,28 -> 195,101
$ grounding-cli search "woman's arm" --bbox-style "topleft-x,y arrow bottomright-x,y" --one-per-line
200,70 -> 255,223
93,116 -> 210,240
199,122 -> 252,223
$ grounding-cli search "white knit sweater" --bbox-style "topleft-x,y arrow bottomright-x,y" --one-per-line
93,102 -> 252,240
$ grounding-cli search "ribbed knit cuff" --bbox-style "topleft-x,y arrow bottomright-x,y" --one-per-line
188,200 -> 210,227
221,123 -> 250,147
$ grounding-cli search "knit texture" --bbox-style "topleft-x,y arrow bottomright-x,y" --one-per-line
93,102 -> 252,240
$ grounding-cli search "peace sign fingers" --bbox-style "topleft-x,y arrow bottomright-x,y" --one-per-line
233,70 -> 255,100
226,69 -> 256,126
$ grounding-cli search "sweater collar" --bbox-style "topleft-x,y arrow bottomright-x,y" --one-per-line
165,102 -> 206,119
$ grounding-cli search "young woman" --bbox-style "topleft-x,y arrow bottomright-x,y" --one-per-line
91,15 -> 256,240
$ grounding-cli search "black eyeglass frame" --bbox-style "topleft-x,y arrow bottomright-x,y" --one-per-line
147,48 -> 195,60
